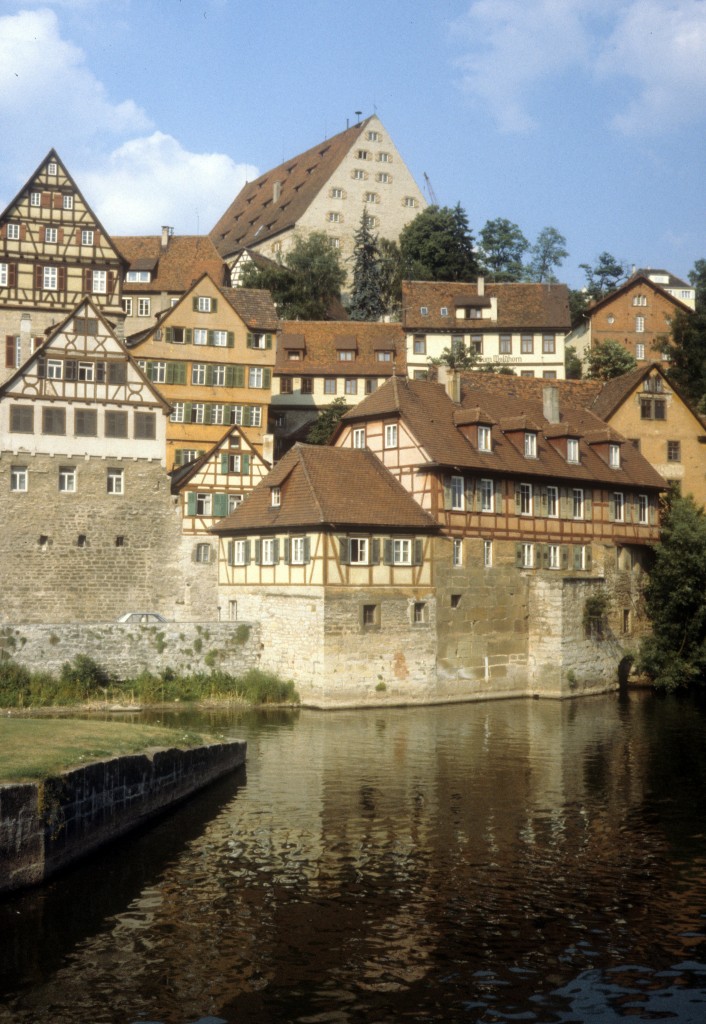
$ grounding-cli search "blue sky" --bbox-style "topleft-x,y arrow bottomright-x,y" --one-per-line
0,0 -> 704,288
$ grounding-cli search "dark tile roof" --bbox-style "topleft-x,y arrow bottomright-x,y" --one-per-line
276,321 -> 406,376
401,280 -> 571,332
218,287 -> 280,331
209,118 -> 375,257
458,369 -> 603,408
340,375 -> 665,490
584,273 -> 693,317
114,235 -> 227,292
211,443 -> 438,534
638,268 -> 692,289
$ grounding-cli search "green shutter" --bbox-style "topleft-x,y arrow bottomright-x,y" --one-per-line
383,539 -> 393,565
625,496 -> 632,523
220,453 -> 229,474
273,539 -> 280,563
559,487 -> 568,519
284,537 -> 291,564
213,493 -> 228,517
254,539 -> 262,565
234,365 -> 245,387
413,539 -> 423,566
561,545 -> 570,570
515,542 -> 523,567
246,332 -> 253,349
649,499 -> 656,525
443,477 -> 452,511
192,298 -> 198,312
495,481 -> 503,514
303,537 -> 311,564
186,492 -> 197,516
183,402 -> 192,423
573,546 -> 582,570
542,544 -> 549,569
227,332 -> 234,348
165,327 -> 174,343
185,328 -> 192,345
212,298 -> 218,313
608,492 -> 615,522
371,538 -> 380,564
266,333 -> 273,349
225,366 -> 235,387
514,484 -> 522,515
263,368 -> 271,389
207,330 -> 215,347
585,489 -> 593,520
338,536 -> 350,564
244,540 -> 251,563
227,540 -> 234,565
538,487 -> 547,517
585,545 -> 593,571
242,453 -> 250,474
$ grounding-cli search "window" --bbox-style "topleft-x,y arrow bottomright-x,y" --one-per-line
609,444 -> 620,468
271,486 -> 281,507
352,168 -> 366,180
542,333 -> 556,354
352,428 -> 366,449
636,343 -> 645,360
63,194 -> 73,210
170,402 -> 184,423
213,330 -> 229,347
377,152 -> 391,163
11,466 -> 27,492
75,409 -> 97,436
105,410 -> 128,438
107,468 -> 124,495
377,172 -> 391,183
249,367 -> 264,388
81,230 -> 94,246
480,478 -> 494,512
470,335 -> 483,355
44,227 -> 57,244
42,406 -> 66,435
122,297 -> 133,316
134,412 -> 156,439
228,494 -> 243,513
279,376 -> 293,395
138,298 -> 151,317
211,405 -> 226,425
286,536 -> 306,565
633,295 -> 647,306
350,537 -> 369,564
519,482 -> 532,515
46,358 -> 62,380
230,539 -> 249,566
499,334 -> 512,355
6,223 -> 20,240
364,216 -> 377,229
453,538 -> 463,566
324,378 -> 337,395
667,440 -> 681,462
77,361 -> 95,382
521,334 -> 534,354
192,363 -> 206,386
376,350 -> 392,362
641,397 -> 666,420
450,475 -> 465,511
248,332 -> 270,350
547,485 -> 558,518
520,543 -> 534,569
330,187 -> 344,199
367,130 -> 382,141
365,192 -> 378,203
195,543 -> 211,564
327,211 -> 341,223
574,546 -> 589,571
43,266 -> 58,290
261,538 -> 277,565
567,438 -> 579,463
413,602 -> 427,624
413,335 -> 426,355
362,604 -> 378,627
59,466 -> 76,493
393,539 -> 412,564
338,349 -> 355,362
47,161 -> 58,175
524,432 -> 537,458
635,316 -> 645,333
484,540 -> 493,567
345,378 -> 358,395
356,149 -> 369,160
478,425 -> 492,452
638,494 -> 649,524
4,333 -> 20,366
404,197 -> 418,208
10,405 -> 33,433
384,423 -> 398,448
301,377 -> 314,394
572,488 -> 584,520
613,492 -> 625,522
190,403 -> 205,424
30,191 -> 41,207
196,296 -> 212,312
91,270 -> 107,294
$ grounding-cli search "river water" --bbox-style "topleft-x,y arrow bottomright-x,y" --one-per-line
2,691 -> 706,1024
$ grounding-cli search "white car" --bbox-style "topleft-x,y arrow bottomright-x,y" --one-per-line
116,612 -> 168,624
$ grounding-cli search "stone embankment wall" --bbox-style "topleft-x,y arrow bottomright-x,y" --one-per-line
0,621 -> 262,680
0,740 -> 247,894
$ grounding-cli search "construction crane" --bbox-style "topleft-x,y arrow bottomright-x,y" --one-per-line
423,172 -> 438,205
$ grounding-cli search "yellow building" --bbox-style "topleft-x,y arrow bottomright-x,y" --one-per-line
129,272 -> 278,471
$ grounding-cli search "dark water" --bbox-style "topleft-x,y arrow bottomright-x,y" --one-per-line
2,691 -> 706,1024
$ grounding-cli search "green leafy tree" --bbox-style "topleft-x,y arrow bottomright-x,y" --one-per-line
639,493 -> 706,690
584,339 -> 637,380
662,308 -> 706,408
429,340 -> 479,371
527,227 -> 569,283
579,252 -> 628,301
399,203 -> 477,281
240,231 -> 345,320
478,218 -> 529,282
565,344 -> 582,379
568,288 -> 590,329
688,258 -> 706,313
377,237 -> 403,318
305,397 -> 350,445
348,212 -> 385,321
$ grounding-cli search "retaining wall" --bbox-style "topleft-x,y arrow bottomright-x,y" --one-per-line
0,740 -> 247,894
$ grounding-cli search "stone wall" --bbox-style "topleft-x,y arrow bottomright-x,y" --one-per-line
0,621 -> 261,681
0,740 -> 246,893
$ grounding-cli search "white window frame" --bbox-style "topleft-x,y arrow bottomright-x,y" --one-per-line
524,432 -> 537,458
62,194 -> 73,210
453,538 -> 463,566
43,266 -> 58,290
92,270 -> 107,294
122,297 -> 133,316
450,475 -> 465,511
137,297 -> 151,317
393,538 -> 412,565
44,227 -> 58,244
59,466 -> 76,493
520,482 -> 533,516
81,229 -> 94,246
77,361 -> 94,382
635,316 -> 645,333
30,191 -> 41,207
6,223 -> 20,240
638,494 -> 649,525
521,543 -> 534,569
567,438 -> 579,463
107,468 -> 124,495
271,486 -> 281,508
290,536 -> 307,565
47,359 -> 63,380
213,330 -> 228,347
249,367 -> 264,388
636,343 -> 645,360
572,488 -> 584,520
478,425 -> 491,452
191,403 -> 205,424
352,427 -> 366,449
350,537 -> 369,565
196,296 -> 212,312
195,493 -> 212,516
384,423 -> 398,449
193,328 -> 208,346
192,363 -> 206,386
232,539 -> 249,565
10,466 -> 28,492
609,444 -> 620,468
211,404 -> 226,425
170,401 -> 184,423
614,491 -> 625,522
261,537 -> 277,565
480,478 -> 494,513
547,485 -> 559,518
548,544 -> 560,569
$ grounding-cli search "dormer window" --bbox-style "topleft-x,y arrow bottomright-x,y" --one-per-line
440,307 -> 448,317
420,306 -> 428,316
567,438 -> 580,464
126,270 -> 150,283
478,425 -> 492,452
271,486 -> 281,508
376,350 -> 392,362
609,444 -> 620,469
524,432 -> 537,458
338,349 -> 355,361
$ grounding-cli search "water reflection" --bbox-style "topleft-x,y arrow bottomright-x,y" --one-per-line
1,693 -> 706,1023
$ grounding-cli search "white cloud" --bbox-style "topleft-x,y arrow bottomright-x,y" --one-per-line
452,0 -> 706,135
81,133 -> 257,235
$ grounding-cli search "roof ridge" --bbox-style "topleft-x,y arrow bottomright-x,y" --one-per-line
296,444 -> 327,524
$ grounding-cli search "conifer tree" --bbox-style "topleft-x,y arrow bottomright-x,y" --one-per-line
348,212 -> 385,321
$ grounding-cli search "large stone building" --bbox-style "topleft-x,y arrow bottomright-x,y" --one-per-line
1,150 -> 126,383
209,115 -> 426,286
402,279 -> 571,380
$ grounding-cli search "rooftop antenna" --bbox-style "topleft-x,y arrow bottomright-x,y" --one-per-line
355,110 -> 363,126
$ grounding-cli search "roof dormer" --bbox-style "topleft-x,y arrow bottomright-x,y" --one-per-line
453,406 -> 496,452
500,415 -> 541,457
544,423 -> 582,464
585,429 -> 625,469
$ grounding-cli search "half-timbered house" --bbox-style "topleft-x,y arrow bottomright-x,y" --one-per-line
129,272 -> 278,471
1,150 -> 126,383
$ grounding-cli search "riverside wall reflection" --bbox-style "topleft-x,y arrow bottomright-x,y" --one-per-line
1,693 -> 706,1023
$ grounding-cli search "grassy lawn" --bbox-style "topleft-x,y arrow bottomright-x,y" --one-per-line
0,718 -> 218,783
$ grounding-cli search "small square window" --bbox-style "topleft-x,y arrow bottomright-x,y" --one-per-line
10,466 -> 28,492
271,486 -> 281,507
413,602 -> 427,624
384,423 -> 398,448
667,440 -> 681,462
362,604 -> 378,627
59,466 -> 76,493
107,468 -> 124,495
453,537 -> 463,566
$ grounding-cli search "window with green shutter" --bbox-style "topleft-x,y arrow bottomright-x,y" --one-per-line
212,493 -> 228,517
186,492 -> 197,516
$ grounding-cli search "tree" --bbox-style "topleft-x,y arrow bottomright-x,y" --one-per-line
662,308 -> 706,408
348,212 -> 385,321
399,204 -> 477,282
579,252 -> 628,301
639,493 -> 706,690
568,288 -> 590,329
565,344 -> 582,379
305,397 -> 349,445
429,341 -> 479,371
239,231 -> 345,320
377,237 -> 403,319
526,227 -> 569,283
477,218 -> 529,282
584,340 -> 637,380
688,258 -> 706,313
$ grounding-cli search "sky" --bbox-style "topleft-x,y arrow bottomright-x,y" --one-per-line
0,0 -> 704,289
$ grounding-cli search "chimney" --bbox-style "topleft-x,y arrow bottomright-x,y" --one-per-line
161,226 -> 173,250
438,364 -> 461,403
543,386 -> 560,424
261,433 -> 275,468
477,275 -> 485,297
273,181 -> 282,203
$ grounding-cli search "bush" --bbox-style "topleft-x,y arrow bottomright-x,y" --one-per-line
60,655 -> 112,697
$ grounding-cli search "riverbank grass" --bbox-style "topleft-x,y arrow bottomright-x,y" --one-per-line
0,718 -> 217,783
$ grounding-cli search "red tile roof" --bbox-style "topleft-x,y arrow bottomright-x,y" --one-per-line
276,321 -> 406,376
211,443 -> 438,534
218,286 -> 279,331
402,280 -> 571,332
114,235 -> 227,293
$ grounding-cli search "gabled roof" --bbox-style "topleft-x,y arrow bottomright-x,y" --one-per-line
218,285 -> 279,331
169,423 -> 268,493
338,375 -> 665,489
401,280 -> 571,332
114,234 -> 227,292
584,273 -> 694,318
638,268 -> 692,290
276,321 -> 406,376
0,148 -> 125,269
209,117 -> 377,257
211,442 -> 438,535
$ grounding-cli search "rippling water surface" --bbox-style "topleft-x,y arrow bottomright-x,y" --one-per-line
2,691 -> 706,1023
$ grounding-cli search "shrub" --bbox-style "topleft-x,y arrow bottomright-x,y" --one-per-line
59,655 -> 112,697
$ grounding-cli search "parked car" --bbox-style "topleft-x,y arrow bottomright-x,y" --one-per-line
116,612 -> 169,624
